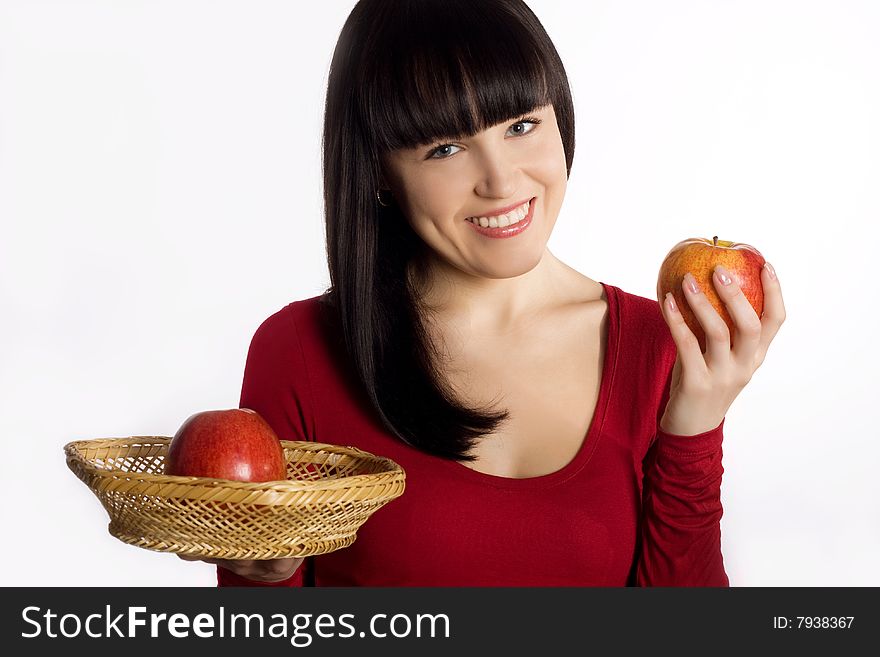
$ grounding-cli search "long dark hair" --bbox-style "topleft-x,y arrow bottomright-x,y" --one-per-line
320,0 -> 576,461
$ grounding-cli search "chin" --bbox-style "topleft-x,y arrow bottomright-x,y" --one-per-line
478,249 -> 545,280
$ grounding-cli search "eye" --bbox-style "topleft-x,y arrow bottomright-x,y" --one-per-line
428,144 -> 462,160
426,116 -> 543,160
506,117 -> 541,137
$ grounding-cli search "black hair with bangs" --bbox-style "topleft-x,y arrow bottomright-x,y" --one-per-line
319,0 -> 576,462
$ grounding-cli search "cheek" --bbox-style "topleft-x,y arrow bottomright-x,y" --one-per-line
531,136 -> 568,182
527,139 -> 568,227
401,173 -> 466,223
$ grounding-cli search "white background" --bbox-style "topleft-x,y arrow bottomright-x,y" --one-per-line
1,0 -> 877,587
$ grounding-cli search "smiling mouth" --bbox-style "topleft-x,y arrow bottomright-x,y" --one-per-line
465,198 -> 532,228
464,198 -> 536,239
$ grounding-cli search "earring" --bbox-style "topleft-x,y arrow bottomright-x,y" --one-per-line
376,188 -> 393,207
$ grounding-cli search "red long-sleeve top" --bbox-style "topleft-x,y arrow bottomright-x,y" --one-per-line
218,282 -> 729,587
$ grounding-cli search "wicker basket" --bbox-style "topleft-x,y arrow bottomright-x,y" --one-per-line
64,437 -> 406,560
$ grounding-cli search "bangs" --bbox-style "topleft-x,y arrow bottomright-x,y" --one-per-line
320,0 -> 578,462
360,0 -> 560,153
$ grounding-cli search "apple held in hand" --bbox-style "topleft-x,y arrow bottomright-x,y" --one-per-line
165,408 -> 287,482
657,236 -> 765,351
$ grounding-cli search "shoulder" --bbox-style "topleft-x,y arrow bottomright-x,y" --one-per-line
610,284 -> 666,333
603,282 -> 676,369
252,293 -> 329,334
247,293 -> 333,357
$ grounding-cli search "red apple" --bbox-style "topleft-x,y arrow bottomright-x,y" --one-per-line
657,236 -> 765,352
165,408 -> 287,482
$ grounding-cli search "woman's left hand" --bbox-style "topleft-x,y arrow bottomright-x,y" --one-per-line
659,262 -> 786,436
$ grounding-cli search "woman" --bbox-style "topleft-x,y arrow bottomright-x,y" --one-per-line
184,0 -> 785,586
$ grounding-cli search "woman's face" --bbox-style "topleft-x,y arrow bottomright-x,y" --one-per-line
381,103 -> 568,284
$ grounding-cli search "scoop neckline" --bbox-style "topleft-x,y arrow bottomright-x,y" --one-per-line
435,281 -> 620,490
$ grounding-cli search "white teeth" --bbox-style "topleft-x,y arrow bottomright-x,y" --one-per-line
468,200 -> 530,228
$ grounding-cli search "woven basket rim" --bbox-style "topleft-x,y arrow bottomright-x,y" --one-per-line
63,436 -> 405,494
64,436 -> 406,558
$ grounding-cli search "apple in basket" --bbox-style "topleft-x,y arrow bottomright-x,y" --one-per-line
164,408 -> 287,482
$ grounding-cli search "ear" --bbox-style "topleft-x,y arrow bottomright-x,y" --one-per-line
377,167 -> 390,190
377,154 -> 396,190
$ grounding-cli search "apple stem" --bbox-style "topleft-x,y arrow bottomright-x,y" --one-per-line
713,235 -> 718,247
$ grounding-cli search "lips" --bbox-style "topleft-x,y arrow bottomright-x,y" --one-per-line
467,198 -> 533,220
465,198 -> 535,239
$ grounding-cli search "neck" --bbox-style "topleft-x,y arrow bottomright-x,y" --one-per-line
408,248 -> 575,334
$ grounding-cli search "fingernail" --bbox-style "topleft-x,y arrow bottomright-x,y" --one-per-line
714,265 -> 732,286
685,272 -> 701,294
665,292 -> 677,313
764,262 -> 777,280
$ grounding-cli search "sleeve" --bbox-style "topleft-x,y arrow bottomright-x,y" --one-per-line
635,419 -> 729,587
217,305 -> 316,587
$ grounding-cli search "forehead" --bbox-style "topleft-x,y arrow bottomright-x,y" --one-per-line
364,33 -> 554,154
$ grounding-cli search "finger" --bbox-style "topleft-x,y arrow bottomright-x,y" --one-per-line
661,290 -> 708,377
756,262 -> 786,364
177,553 -> 222,566
268,557 -> 303,574
227,560 -> 258,572
681,272 -> 730,364
236,559 -> 302,583
711,264 -> 762,363
213,560 -> 258,578
264,558 -> 303,581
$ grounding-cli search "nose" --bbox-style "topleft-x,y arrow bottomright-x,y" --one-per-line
472,148 -> 517,199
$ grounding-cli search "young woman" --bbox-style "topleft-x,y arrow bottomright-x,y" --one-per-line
183,0 -> 785,586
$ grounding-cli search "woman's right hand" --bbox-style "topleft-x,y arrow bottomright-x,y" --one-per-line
177,554 -> 304,583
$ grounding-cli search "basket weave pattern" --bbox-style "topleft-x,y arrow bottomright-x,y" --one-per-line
65,437 -> 406,560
